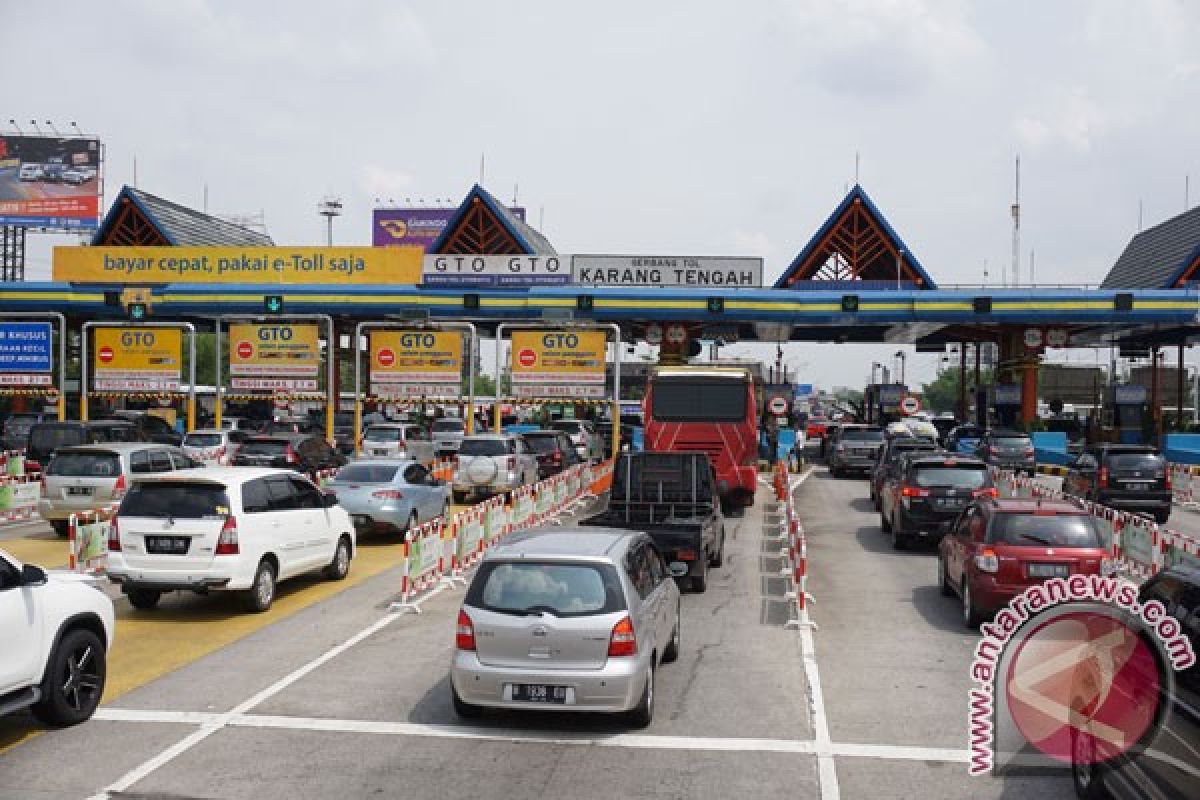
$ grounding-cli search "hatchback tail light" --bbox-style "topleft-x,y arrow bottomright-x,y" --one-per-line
551,451 -> 562,464
974,548 -> 999,574
607,616 -> 637,657
972,487 -> 999,499
215,516 -> 240,555
285,444 -> 300,464
456,609 -> 476,651
901,485 -> 931,498
107,516 -> 121,551
676,548 -> 698,561
112,474 -> 127,500
1165,471 -> 1172,490
1098,467 -> 1109,489
371,489 -> 404,500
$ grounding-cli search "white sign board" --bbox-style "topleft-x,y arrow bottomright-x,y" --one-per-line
768,396 -> 789,415
512,384 -> 606,399
421,255 -> 571,287
900,396 -> 920,415
573,255 -> 762,288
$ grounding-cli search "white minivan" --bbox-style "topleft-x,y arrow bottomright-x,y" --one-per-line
105,468 -> 355,612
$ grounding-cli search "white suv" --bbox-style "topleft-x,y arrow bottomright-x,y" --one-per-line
105,467 -> 355,612
0,549 -> 115,726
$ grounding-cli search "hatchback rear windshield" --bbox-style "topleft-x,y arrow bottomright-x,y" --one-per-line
460,439 -> 508,456
239,439 -> 288,455
365,427 -> 404,441
468,561 -> 625,617
1108,453 -> 1164,470
522,435 -> 560,453
120,482 -> 230,519
29,427 -> 85,451
994,437 -> 1031,446
841,429 -> 883,441
47,451 -> 120,477
912,465 -> 989,489
550,421 -> 583,432
334,464 -> 400,484
432,419 -> 464,432
184,434 -> 222,448
988,513 -> 1103,548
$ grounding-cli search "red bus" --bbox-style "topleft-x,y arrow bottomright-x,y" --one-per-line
642,366 -> 758,510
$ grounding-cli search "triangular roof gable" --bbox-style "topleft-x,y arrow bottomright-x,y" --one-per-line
1101,204 -> 1200,289
428,184 -> 555,255
92,186 -> 274,247
774,184 -> 937,289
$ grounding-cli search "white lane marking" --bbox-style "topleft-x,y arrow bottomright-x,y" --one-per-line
87,581 -> 452,800
92,707 -> 971,762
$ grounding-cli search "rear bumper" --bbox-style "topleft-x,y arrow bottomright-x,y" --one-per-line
896,507 -> 959,537
451,650 -> 647,713
105,553 -> 248,591
108,572 -> 233,592
1096,490 -> 1171,510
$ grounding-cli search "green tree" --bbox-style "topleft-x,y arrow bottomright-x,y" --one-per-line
921,365 -> 992,414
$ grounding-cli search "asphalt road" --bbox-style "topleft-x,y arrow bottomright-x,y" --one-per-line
0,470 -> 1080,799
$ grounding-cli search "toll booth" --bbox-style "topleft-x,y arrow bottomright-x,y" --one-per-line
991,384 -> 1022,429
864,383 -> 907,426
1108,384 -> 1148,444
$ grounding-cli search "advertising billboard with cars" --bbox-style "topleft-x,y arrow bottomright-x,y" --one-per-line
229,323 -> 319,391
510,330 -> 606,398
0,135 -> 102,229
0,322 -> 53,386
369,330 -> 464,397
373,207 -> 526,250
92,327 -> 181,392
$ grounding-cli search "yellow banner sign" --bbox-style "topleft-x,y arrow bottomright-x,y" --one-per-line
229,323 -> 319,377
370,331 -> 463,384
54,246 -> 422,285
93,327 -> 181,391
510,330 -> 606,384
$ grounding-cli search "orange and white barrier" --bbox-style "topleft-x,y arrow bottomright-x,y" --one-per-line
68,505 -> 118,574
771,460 -> 816,631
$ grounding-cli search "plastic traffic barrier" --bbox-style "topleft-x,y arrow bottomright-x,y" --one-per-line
68,506 -> 118,574
770,459 -> 815,631
0,475 -> 39,521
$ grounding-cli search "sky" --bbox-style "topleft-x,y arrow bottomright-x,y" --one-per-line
5,0 -> 1200,391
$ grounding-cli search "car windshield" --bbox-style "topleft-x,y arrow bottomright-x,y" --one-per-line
994,437 -> 1031,447
523,435 -> 560,453
841,429 -> 883,442
240,439 -> 288,455
988,513 -> 1103,548
469,562 -> 624,617
29,427 -> 84,452
120,482 -> 230,519
365,427 -> 404,441
460,439 -> 508,456
912,465 -> 988,488
335,464 -> 400,484
184,434 -> 222,448
1108,453 -> 1163,470
432,419 -> 464,432
47,451 -> 120,477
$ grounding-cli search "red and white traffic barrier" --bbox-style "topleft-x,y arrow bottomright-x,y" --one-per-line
772,462 -> 816,631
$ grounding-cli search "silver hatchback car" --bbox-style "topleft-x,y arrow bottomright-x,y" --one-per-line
450,528 -> 683,727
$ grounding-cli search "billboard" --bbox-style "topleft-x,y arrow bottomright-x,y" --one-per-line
229,323 -> 319,391
93,328 -> 181,392
422,254 -> 571,287
573,255 -> 763,288
369,330 -> 463,397
54,246 -> 422,285
0,322 -> 53,386
0,135 -> 102,229
510,330 -> 606,387
373,207 -> 526,250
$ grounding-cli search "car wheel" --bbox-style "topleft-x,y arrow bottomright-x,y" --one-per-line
241,559 -> 277,613
50,520 -> 70,538
451,684 -> 483,719
963,580 -> 982,629
624,665 -> 655,729
404,510 -> 419,534
31,628 -> 106,727
709,529 -> 725,568
831,466 -> 841,479
1154,509 -> 1170,525
1070,726 -> 1113,799
938,554 -> 953,597
690,560 -> 708,593
452,490 -> 467,505
662,604 -> 681,663
891,522 -> 906,551
871,489 -> 880,511
881,511 -> 892,533
127,588 -> 162,610
324,535 -> 351,581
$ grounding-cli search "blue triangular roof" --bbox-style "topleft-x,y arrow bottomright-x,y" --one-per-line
92,186 -> 273,247
428,184 -> 555,255
774,184 -> 937,289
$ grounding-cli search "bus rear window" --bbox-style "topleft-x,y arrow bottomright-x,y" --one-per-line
650,380 -> 747,422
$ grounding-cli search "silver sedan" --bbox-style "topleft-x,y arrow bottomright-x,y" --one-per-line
328,459 -> 449,535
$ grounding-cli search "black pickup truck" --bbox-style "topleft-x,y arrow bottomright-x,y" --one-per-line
584,451 -> 726,592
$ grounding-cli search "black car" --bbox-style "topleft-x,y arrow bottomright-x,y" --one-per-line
25,420 -> 144,470
930,416 -> 959,446
828,425 -> 885,478
1071,565 -> 1200,798
101,411 -> 183,446
945,423 -> 985,455
870,436 -> 941,509
520,430 -> 582,479
3,412 -> 48,451
231,433 -> 346,474
974,429 -> 1035,474
1064,445 -> 1171,524
879,454 -> 993,550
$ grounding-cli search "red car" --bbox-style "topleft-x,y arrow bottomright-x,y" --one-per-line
805,417 -> 828,439
937,498 -> 1117,628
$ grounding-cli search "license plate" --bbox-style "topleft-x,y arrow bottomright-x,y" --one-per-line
1124,482 -> 1150,490
145,536 -> 189,555
512,684 -> 568,704
1028,563 -> 1068,578
936,497 -> 965,508
66,487 -> 92,496
373,450 -> 388,456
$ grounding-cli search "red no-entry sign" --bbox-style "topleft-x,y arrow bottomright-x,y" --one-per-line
377,348 -> 396,368
235,341 -> 254,359
97,346 -> 114,364
517,348 -> 538,368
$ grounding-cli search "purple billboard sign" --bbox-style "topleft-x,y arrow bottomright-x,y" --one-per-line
373,206 -> 526,251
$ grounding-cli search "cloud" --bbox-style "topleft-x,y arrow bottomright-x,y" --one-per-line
357,165 -> 416,203
1013,89 -> 1104,154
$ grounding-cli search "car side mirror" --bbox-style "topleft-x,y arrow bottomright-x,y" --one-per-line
322,491 -> 338,508
21,563 -> 47,586
668,562 -> 689,578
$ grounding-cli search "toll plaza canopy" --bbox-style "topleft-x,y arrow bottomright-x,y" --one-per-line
3,182 -> 1199,348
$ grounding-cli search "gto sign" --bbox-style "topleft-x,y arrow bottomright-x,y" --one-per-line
421,255 -> 570,287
